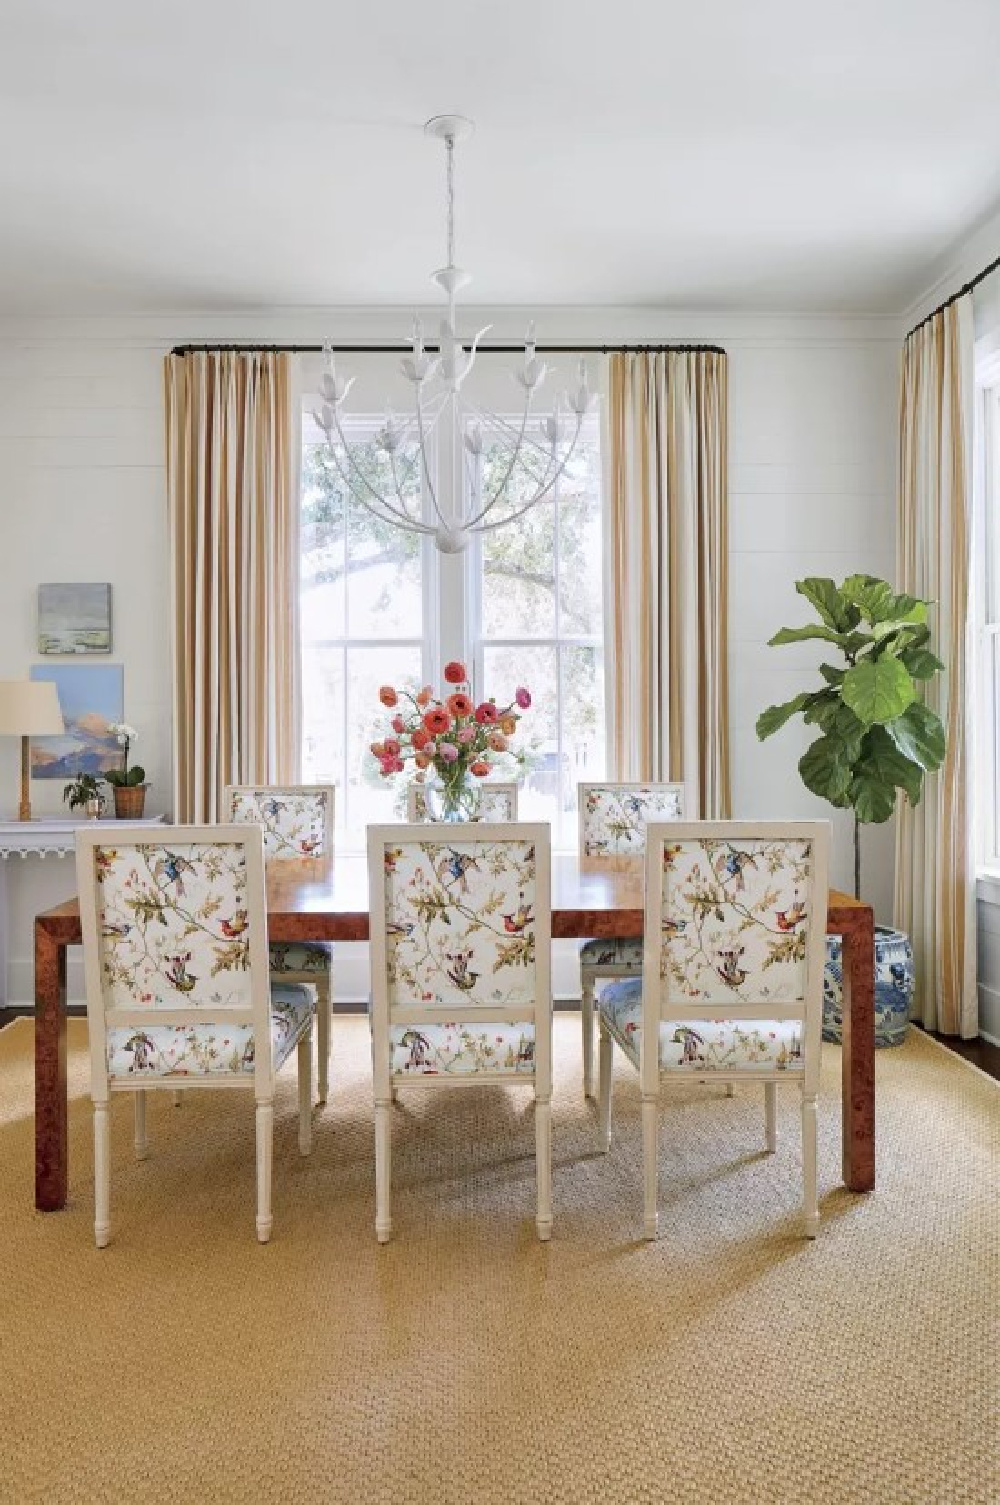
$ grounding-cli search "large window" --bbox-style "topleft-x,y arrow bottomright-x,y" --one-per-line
300,397 -> 605,850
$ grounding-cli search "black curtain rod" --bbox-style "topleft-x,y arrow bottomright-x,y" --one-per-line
905,249 -> 1000,342
169,341 -> 727,357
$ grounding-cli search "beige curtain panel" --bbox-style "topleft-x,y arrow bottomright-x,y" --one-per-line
163,350 -> 299,823
606,349 -> 730,817
895,300 -> 977,1037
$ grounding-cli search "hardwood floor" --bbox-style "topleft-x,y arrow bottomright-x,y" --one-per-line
3,1006 -> 999,1082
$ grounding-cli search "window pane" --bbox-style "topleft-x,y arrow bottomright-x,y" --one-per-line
301,643 -> 344,787
344,441 -> 423,638
558,444 -> 603,635
483,642 -> 558,816
301,444 -> 346,642
346,645 -> 423,837
561,644 -> 607,793
479,450 -> 557,638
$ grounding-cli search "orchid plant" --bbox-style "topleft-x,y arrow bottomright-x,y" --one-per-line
104,722 -> 146,788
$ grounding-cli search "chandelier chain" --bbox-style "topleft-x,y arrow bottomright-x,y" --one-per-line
446,135 -> 455,269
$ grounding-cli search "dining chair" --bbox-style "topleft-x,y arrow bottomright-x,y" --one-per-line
597,820 -> 830,1239
406,781 -> 519,822
578,782 -> 686,1099
75,824 -> 313,1247
225,784 -> 335,1104
367,821 -> 552,1243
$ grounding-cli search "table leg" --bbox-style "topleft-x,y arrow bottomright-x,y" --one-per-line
841,911 -> 875,1192
35,923 -> 68,1211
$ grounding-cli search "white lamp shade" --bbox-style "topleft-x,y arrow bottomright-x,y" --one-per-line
0,680 -> 65,736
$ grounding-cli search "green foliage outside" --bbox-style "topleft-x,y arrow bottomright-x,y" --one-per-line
756,574 -> 946,897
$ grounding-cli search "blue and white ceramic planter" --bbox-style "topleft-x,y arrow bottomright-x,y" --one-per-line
823,926 -> 914,1048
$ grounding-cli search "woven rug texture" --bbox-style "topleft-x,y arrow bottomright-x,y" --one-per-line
1,1016 -> 998,1505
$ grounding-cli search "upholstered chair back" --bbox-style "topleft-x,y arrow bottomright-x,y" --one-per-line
225,785 -> 335,861
578,782 -> 686,857
406,781 -> 519,823
76,825 -> 271,1083
371,824 -> 548,1020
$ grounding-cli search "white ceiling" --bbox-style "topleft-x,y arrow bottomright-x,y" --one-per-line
2,0 -> 1000,315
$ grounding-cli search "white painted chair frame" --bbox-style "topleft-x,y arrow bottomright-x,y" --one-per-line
598,820 -> 829,1240
405,781 -> 519,822
367,821 -> 553,1244
578,781 -> 687,1099
76,823 -> 313,1248
224,784 -> 335,1105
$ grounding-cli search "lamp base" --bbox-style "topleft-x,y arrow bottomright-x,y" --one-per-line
19,734 -> 31,822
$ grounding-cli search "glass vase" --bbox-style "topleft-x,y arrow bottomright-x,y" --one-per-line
423,768 -> 479,823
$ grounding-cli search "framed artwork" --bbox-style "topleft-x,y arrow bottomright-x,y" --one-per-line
29,663 -> 124,780
37,582 -> 112,654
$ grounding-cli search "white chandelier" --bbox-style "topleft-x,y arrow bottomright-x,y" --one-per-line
312,115 -> 594,554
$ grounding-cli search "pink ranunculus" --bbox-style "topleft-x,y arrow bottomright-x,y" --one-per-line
378,758 -> 395,778
391,714 -> 406,734
474,701 -> 499,725
383,737 -> 401,757
391,756 -> 405,773
437,742 -> 459,763
456,725 -> 476,744
515,686 -> 531,709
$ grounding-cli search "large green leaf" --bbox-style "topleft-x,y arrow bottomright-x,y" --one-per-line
795,577 -> 859,632
900,646 -> 945,680
798,737 -> 852,806
849,726 -> 923,822
818,663 -> 845,686
842,656 -> 916,725
756,693 -> 813,741
885,701 -> 946,771
841,575 -> 927,626
769,624 -> 863,649
808,700 -> 866,757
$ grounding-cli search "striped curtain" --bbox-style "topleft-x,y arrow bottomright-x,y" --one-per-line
163,351 -> 300,823
895,301 -> 976,1036
606,350 -> 730,817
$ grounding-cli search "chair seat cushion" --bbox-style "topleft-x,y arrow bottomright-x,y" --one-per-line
598,978 -> 805,1073
387,1021 -> 536,1078
269,941 -> 332,975
105,984 -> 314,1079
580,936 -> 643,970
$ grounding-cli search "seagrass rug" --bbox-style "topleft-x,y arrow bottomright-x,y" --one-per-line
0,1016 -> 997,1505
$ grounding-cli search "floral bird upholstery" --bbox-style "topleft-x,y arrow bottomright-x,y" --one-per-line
106,987 -> 314,1078
368,823 -> 553,1242
598,978 -> 804,1072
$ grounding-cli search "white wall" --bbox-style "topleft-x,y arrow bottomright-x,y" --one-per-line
0,307 -> 900,1004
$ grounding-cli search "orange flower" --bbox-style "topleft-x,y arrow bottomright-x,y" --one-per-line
423,706 -> 452,736
378,685 -> 398,707
414,751 -> 430,770
411,727 -> 431,751
470,760 -> 490,777
487,731 -> 507,753
443,660 -> 467,684
447,692 -> 473,718
416,685 -> 433,707
370,741 -> 386,758
500,716 -> 517,736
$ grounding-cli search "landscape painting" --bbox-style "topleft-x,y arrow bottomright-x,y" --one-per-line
37,582 -> 112,653
29,663 -> 123,780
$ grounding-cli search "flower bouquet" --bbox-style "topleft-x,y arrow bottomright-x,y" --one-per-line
372,661 -> 531,822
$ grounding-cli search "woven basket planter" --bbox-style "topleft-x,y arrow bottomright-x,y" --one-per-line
112,784 -> 148,819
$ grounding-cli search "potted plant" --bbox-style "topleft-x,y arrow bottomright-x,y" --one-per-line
63,772 -> 106,819
104,722 -> 149,818
756,574 -> 946,1046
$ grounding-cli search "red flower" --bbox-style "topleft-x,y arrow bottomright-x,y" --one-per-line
470,760 -> 490,777
447,692 -> 473,718
474,701 -> 499,724
411,727 -> 431,751
443,660 -> 467,684
423,706 -> 452,736
378,685 -> 398,707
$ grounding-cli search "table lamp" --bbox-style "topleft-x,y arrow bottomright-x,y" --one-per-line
0,680 -> 65,821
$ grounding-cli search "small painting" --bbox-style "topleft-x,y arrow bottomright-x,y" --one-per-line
29,663 -> 124,780
37,582 -> 112,654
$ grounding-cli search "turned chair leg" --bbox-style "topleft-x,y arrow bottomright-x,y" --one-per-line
316,972 -> 331,1105
298,1030 -> 313,1157
581,973 -> 597,1099
764,1082 -> 777,1153
642,1094 -> 659,1240
535,1091 -> 553,1242
255,1099 -> 274,1244
94,1100 -> 111,1249
375,1097 -> 393,1244
802,1089 -> 819,1238
597,1025 -> 614,1151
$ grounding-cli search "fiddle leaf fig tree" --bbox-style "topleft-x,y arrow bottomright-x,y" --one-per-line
756,575 -> 946,897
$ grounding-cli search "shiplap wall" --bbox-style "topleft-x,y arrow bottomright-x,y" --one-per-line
0,308 -> 899,1004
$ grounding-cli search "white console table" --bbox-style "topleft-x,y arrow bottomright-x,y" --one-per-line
0,817 -> 166,1006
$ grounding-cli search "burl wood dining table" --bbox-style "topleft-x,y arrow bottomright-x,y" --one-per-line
32,852 -> 875,1211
